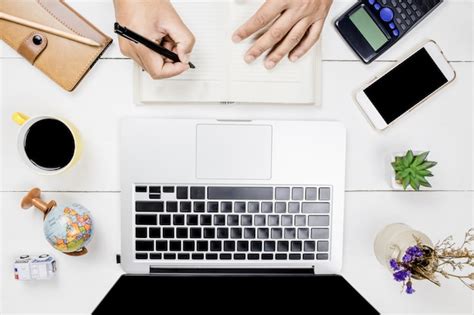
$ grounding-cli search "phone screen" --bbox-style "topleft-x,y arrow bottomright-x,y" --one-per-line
364,48 -> 448,124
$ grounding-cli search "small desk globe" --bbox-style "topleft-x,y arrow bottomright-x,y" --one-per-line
21,188 -> 93,256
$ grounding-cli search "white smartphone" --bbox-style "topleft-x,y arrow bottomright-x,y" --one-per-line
355,41 -> 456,130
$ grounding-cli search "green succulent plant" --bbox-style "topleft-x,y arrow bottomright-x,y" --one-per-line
392,150 -> 437,191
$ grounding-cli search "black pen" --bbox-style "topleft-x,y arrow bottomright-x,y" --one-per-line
114,22 -> 195,69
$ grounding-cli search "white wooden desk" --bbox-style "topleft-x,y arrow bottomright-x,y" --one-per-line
1,0 -> 473,313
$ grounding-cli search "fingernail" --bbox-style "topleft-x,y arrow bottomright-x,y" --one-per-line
265,61 -> 276,69
232,34 -> 242,43
290,55 -> 299,62
244,55 -> 256,64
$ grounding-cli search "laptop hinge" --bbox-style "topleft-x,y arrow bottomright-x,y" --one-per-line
149,267 -> 314,276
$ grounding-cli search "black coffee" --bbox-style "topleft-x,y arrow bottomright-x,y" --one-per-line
24,119 -> 75,171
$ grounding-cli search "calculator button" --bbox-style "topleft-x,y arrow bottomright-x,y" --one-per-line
392,29 -> 399,37
401,2 -> 407,9
389,22 -> 396,29
416,10 -> 422,17
369,0 -> 375,4
391,0 -> 397,6
380,8 -> 394,22
396,17 -> 402,24
410,15 -> 416,21
374,3 -> 381,10
396,7 -> 402,13
400,24 -> 407,30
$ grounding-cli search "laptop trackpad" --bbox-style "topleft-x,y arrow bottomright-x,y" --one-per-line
196,124 -> 272,180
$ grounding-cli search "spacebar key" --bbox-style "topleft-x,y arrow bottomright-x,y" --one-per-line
208,187 -> 273,200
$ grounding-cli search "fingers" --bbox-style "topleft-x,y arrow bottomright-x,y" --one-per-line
265,19 -> 311,69
232,0 -> 286,43
165,21 -> 195,65
137,45 -> 189,80
289,19 -> 324,61
243,10 -> 297,64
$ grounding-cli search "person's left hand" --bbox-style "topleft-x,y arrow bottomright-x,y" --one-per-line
232,0 -> 333,69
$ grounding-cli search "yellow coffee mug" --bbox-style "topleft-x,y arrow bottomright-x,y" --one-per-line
13,112 -> 83,175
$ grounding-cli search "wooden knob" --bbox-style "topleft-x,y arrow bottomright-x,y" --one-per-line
21,188 -> 56,216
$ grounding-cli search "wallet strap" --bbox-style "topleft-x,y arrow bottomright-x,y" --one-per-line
18,32 -> 48,64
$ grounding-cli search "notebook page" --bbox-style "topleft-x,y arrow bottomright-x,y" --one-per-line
229,1 -> 316,104
135,1 -> 229,103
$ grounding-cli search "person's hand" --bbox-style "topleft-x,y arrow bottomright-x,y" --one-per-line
114,0 -> 195,79
232,0 -> 333,69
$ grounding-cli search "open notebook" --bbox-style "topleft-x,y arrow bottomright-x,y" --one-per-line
134,0 -> 321,105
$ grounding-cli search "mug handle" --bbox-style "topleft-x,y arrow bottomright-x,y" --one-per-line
12,112 -> 30,126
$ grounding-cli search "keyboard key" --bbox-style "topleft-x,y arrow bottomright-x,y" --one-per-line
291,241 -> 302,252
193,202 -> 205,213
255,215 -> 266,226
136,201 -> 164,212
192,253 -> 204,260
164,253 -> 177,259
244,228 -> 256,239
150,253 -> 162,260
298,228 -> 309,239
248,202 -> 259,213
183,241 -> 195,251
237,241 -> 249,251
176,227 -> 188,238
241,215 -> 252,226
264,241 -> 276,252
187,215 -> 198,226
318,241 -> 329,252
217,228 -> 229,239
149,194 -> 161,200
149,186 -> 161,193
288,202 -> 300,213
204,228 -> 215,239
220,253 -> 232,260
268,215 -> 279,226
166,201 -> 178,212
206,253 -> 218,260
317,253 -> 329,260
200,215 -> 212,226
221,202 -> 232,213
319,188 -> 331,200
308,215 -> 329,226
197,241 -> 208,251
281,215 -> 292,226
135,186 -> 147,193
163,228 -> 174,238
284,228 -> 296,239
173,214 -> 185,226
190,228 -> 201,238
234,254 -> 245,260
136,227 -> 147,238
302,202 -> 330,213
190,187 -> 205,199
275,187 -> 290,200
305,188 -> 317,200
170,241 -> 181,251
234,202 -> 246,213
289,254 -> 301,260
311,228 -> 329,239
224,241 -> 235,251
227,215 -> 239,226
156,241 -> 167,251
304,241 -> 316,252
261,202 -> 273,213
271,228 -> 282,239
292,187 -> 304,200
149,227 -> 161,238
176,187 -> 188,199
214,215 -> 226,225
136,214 -> 157,226
208,187 -> 273,200
207,202 -> 219,213
178,253 -> 190,260
277,241 -> 289,252
250,241 -> 262,252
248,253 -> 259,260
163,186 -> 174,193
262,254 -> 273,260
257,228 -> 269,239
276,254 -> 287,260
275,202 -> 286,213
303,254 -> 315,260
210,241 -> 222,251
136,253 -> 148,259
160,215 -> 171,226
136,240 -> 154,251
180,202 -> 192,213
231,228 -> 242,239
295,215 -> 306,226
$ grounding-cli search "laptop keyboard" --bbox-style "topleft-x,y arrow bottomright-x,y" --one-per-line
134,185 -> 331,261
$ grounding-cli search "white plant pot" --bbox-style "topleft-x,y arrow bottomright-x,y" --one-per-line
374,223 -> 433,271
390,151 -> 429,191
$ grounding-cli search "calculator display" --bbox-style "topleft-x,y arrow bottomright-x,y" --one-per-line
349,7 -> 388,51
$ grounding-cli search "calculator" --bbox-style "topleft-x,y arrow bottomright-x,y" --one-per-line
335,0 -> 443,63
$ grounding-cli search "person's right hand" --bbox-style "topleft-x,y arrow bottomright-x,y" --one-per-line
114,0 -> 195,79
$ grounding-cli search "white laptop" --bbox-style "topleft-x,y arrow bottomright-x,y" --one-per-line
119,118 -> 346,275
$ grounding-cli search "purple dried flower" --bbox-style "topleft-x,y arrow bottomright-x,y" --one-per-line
406,246 -> 423,258
406,281 -> 415,294
393,269 -> 410,282
389,259 -> 400,271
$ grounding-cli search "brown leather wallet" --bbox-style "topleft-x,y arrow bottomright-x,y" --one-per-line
0,0 -> 112,91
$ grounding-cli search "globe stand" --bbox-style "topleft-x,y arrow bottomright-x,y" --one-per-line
21,188 -> 57,219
